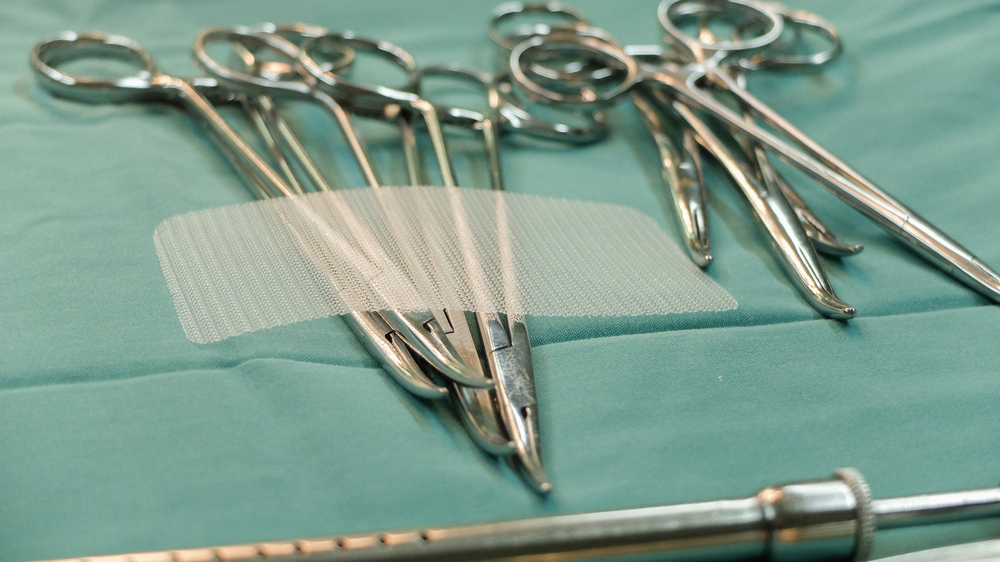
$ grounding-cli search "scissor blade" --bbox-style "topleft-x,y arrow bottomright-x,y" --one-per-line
478,312 -> 550,494
446,310 -> 516,457
342,311 -> 448,400
380,309 -> 494,389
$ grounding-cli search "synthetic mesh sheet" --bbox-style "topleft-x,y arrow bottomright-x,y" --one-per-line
154,186 -> 737,343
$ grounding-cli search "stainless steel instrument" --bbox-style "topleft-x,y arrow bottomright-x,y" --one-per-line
32,468 -> 1000,562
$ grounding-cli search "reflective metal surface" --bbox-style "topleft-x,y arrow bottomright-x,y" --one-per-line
33,469 -> 1000,562
505,0 -> 1000,311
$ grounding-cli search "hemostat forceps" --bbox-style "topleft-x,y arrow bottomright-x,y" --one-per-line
230,25 -> 354,197
493,3 -> 844,313
30,32 -> 291,197
490,4 -> 713,267
416,63 -> 607,493
218,26 -> 457,401
507,0 -> 1000,314
194,27 -> 492,392
491,2 -> 855,273
200,29 -> 555,487
636,5 -> 857,317
330,51 -> 552,489
641,5 -> 862,262
694,2 -> 864,258
31,31 -> 484,399
514,25 -> 850,317
315,39 -> 554,489
291,30 -> 498,391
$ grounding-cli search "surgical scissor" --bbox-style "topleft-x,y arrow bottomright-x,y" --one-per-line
692,2 -> 864,257
505,0 -> 1000,313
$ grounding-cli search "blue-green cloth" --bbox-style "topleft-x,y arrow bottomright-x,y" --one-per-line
1,1 -> 998,560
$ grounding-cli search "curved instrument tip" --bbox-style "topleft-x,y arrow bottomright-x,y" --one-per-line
343,312 -> 449,400
519,458 -> 552,495
692,250 -> 713,268
380,310 -> 495,389
437,357 -> 495,389
814,294 -> 855,320
452,385 -> 517,457
812,234 -> 864,257
387,333 -> 451,399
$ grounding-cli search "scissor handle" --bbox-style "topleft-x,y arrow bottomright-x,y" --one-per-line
194,27 -> 319,101
489,1 -> 589,51
490,3 -> 623,87
419,65 -> 495,128
420,64 -> 607,144
737,2 -> 842,70
30,32 -> 166,104
494,71 -> 607,144
243,23 -> 355,78
657,0 -> 783,63
510,32 -> 638,108
195,24 -> 355,99
298,32 -> 422,110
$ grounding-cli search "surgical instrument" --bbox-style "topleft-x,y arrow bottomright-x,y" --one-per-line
688,2 -> 863,257
418,63 -> 608,493
872,539 -> 1000,562
197,27 -> 557,491
494,8 -> 852,316
230,38 -> 462,401
647,6 -> 854,315
194,26 -> 492,391
290,30 -> 498,391
488,2 -> 856,269
33,468 -> 1000,562
393,61 -> 550,492
507,0 -> 1000,309
655,0 -> 996,295
31,31 -> 486,401
285,32 -> 518,434
490,4 -> 713,265
371,60 -> 550,493
225,29 -> 461,401
30,32 -> 292,198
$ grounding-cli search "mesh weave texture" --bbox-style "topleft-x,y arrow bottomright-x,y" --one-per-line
154,186 -> 737,344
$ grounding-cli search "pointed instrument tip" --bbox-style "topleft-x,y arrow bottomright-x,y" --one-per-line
520,461 -> 552,495
810,292 -> 856,321
514,434 -> 551,495
829,301 -> 856,320
823,302 -> 855,321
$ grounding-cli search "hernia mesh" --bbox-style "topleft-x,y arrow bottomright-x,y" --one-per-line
154,186 -> 737,344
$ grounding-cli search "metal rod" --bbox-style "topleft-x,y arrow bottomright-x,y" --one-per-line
873,487 -> 1000,530
36,469 -> 1000,562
